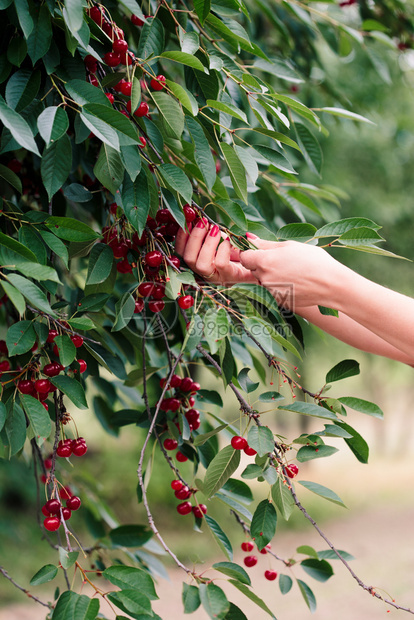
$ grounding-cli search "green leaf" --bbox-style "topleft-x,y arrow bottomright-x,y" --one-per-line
158,164 -> 193,204
221,478 -> 253,504
295,122 -> 322,176
27,5 -> 52,64
298,480 -> 346,508
186,116 -> 216,191
318,305 -> 338,317
45,217 -> 99,242
213,562 -> 251,585
112,293 -> 135,332
4,402 -> 26,456
204,444 -> 241,498
77,293 -> 109,312
52,591 -> 100,620
7,38 -> 27,68
94,144 -> 125,195
297,579 -> 316,613
13,262 -> 61,283
122,169 -> 150,237
325,359 -> 360,383
315,217 -> 380,238
152,91 -> 185,139
317,549 -> 355,562
199,583 -> 230,620
253,144 -> 297,175
276,223 -> 316,241
65,0 -> 84,33
1,281 -> 25,315
279,574 -> 292,595
54,334 -> 77,367
271,477 -> 294,520
204,514 -> 233,560
166,81 -> 198,116
103,566 -> 158,600
241,464 -> 263,480
0,403 -> 6,432
336,421 -> 369,464
39,231 -> 69,269
251,127 -> 301,151
65,79 -> 113,108
50,376 -> 88,410
206,99 -> 247,123
161,51 -> 206,72
194,0 -> 211,24
41,133 -> 73,200
7,274 -> 57,316
300,558 -> 334,583
221,143 -> 247,204
5,69 -> 41,112
223,603 -> 248,619
228,581 -> 276,618
86,244 -> 114,286
109,524 -> 152,547
58,547 -> 79,570
193,423 -> 228,446
338,227 -> 384,247
296,445 -> 338,462
14,0 -> 34,38
0,162 -> 22,193
0,231 -> 38,262
0,95 -> 39,155
338,397 -> 383,420
250,499 -> 277,550
278,401 -> 338,421
106,590 -> 152,617
215,200 -> 247,229
254,57 -> 303,83
30,564 -> 58,586
182,583 -> 201,614
258,392 -> 284,403
120,145 -> 142,182
247,426 -> 274,457
81,104 -> 140,150
237,368 -> 259,393
137,17 -> 165,59
319,107 -> 375,124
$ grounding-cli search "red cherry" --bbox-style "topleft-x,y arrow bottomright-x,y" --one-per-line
117,258 -> 133,274
104,52 -> 121,67
44,499 -> 61,515
171,480 -> 183,491
156,209 -> 172,224
138,282 -> 156,297
44,458 -> 52,470
62,507 -> 72,521
175,486 -> 191,500
66,496 -> 81,511
120,81 -> 132,96
57,440 -> 72,458
109,240 -> 129,258
170,374 -> 182,388
285,464 -> 298,479
77,359 -> 87,373
241,541 -> 254,552
150,75 -> 166,91
188,396 -> 195,407
190,382 -> 201,393
71,335 -> 84,348
44,516 -> 60,532
216,160 -> 221,174
47,329 -> 58,343
176,451 -> 188,463
192,504 -> 207,518
59,486 -> 72,500
244,555 -> 258,568
84,54 -> 97,72
185,409 -> 199,424
177,501 -> 192,515
131,14 -> 144,26
145,250 -> 163,268
132,231 -> 147,247
43,363 -> 61,377
17,379 -> 34,394
177,295 -> 194,310
259,543 -> 271,554
134,299 -> 144,314
134,102 -> 149,117
264,570 -> 278,581
180,377 -> 193,392
42,402 -> 49,411
7,159 -> 22,174
183,205 -> 197,223
231,436 -> 248,450
113,39 -> 128,53
89,6 -> 103,24
148,300 -> 165,313
0,360 -> 10,373
152,284 -> 165,300
106,93 -> 115,104
139,136 -> 147,148
169,398 -> 181,412
146,216 -> 157,230
89,76 -> 99,87
169,256 -> 181,269
244,446 -> 257,456
72,439 -> 88,457
0,340 -> 8,355
163,438 -> 178,451
34,379 -> 52,394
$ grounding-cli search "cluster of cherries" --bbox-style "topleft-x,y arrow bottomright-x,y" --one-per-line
230,435 -> 257,457
170,479 -> 207,518
101,204 -> 198,313
241,541 -> 278,581
0,339 -> 10,376
56,436 -> 88,458
160,373 -> 202,452
84,6 -> 166,123
42,492 -> 82,532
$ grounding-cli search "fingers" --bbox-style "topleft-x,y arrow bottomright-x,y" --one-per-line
194,224 -> 222,276
246,232 -> 278,250
181,217 -> 210,270
175,224 -> 192,256
239,248 -> 266,271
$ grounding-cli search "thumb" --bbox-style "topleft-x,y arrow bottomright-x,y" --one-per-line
246,232 -> 278,250
239,248 -> 265,270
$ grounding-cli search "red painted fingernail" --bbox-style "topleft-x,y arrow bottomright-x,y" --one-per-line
209,225 -> 219,237
246,232 -> 258,239
196,218 -> 206,228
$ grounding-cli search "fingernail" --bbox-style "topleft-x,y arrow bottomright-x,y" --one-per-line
196,217 -> 207,229
246,232 -> 258,239
209,225 -> 219,237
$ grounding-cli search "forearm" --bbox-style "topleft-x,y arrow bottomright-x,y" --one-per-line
296,306 -> 414,365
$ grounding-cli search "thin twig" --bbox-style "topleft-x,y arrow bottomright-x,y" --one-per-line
0,566 -> 51,609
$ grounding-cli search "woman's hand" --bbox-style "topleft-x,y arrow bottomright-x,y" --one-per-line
239,232 -> 346,310
175,219 -> 256,285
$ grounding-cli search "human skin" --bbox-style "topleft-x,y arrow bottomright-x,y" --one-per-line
175,225 -> 414,366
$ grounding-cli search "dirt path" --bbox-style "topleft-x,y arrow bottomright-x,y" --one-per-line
2,498 -> 414,620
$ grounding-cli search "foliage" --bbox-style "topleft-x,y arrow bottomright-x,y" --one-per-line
0,0 -> 413,617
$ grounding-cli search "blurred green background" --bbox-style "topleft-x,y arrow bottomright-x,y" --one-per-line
1,40 -> 414,620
